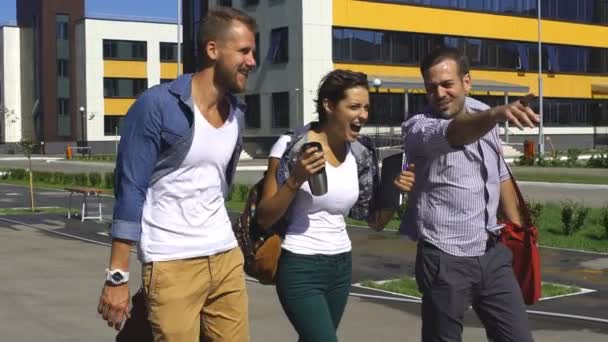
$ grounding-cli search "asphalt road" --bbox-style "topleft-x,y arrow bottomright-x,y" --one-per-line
1,183 -> 607,327
3,219 -> 607,341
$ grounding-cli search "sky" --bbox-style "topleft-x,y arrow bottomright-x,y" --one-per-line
0,0 -> 178,25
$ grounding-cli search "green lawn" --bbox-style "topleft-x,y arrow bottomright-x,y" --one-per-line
0,178 -> 112,193
346,204 -> 608,253
0,207 -> 67,215
512,171 -> 608,185
534,204 -> 608,253
360,277 -> 582,299
1,180 -> 606,253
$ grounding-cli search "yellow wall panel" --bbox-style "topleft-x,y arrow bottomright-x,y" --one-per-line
160,63 -> 181,79
334,63 -> 608,99
104,60 -> 147,78
333,0 -> 608,48
104,99 -> 135,115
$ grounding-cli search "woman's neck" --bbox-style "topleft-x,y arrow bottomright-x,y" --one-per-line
313,121 -> 346,159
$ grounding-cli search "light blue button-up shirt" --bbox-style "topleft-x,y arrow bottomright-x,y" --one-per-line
400,97 -> 510,257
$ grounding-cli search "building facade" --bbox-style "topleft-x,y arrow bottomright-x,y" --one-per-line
75,17 -> 179,153
183,0 -> 608,155
0,0 -> 180,153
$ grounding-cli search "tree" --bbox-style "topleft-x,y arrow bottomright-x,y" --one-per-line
19,140 -> 37,212
1,105 -> 19,144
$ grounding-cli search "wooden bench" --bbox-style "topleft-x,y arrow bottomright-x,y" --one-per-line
65,187 -> 103,222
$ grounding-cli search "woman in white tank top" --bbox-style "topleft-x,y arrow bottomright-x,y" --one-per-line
256,70 -> 416,342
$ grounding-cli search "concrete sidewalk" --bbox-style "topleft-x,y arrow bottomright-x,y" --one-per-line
1,218 -> 607,341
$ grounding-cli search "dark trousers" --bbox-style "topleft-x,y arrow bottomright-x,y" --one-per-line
415,241 -> 534,342
275,249 -> 352,342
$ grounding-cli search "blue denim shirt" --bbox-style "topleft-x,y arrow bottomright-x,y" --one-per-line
110,74 -> 245,242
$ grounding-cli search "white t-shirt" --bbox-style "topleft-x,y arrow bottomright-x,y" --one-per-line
139,103 -> 239,262
270,135 -> 359,255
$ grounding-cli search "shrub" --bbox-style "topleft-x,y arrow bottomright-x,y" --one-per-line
600,205 -> 608,239
526,200 -> 544,226
565,149 -> 581,167
53,172 -> 64,184
549,151 -> 563,167
238,184 -> 250,202
74,173 -> 88,186
587,153 -> 608,168
516,155 -> 535,166
33,171 -> 53,183
560,201 -> 589,236
62,174 -> 75,185
104,172 -> 115,189
10,168 -> 26,180
89,172 -> 102,187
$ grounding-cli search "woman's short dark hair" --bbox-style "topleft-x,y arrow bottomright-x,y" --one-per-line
315,69 -> 368,122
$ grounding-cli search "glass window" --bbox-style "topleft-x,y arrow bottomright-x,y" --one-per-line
103,40 -> 147,60
391,32 -> 415,64
104,116 -> 124,136
350,29 -> 388,62
332,28 -> 607,74
272,92 -> 290,128
57,98 -> 71,137
470,96 -> 604,127
57,59 -> 69,77
365,0 -> 607,24
369,93 -> 404,126
268,27 -> 289,64
160,42 -> 178,62
104,78 -> 148,98
57,99 -> 69,115
56,15 -> 69,40
244,94 -> 261,128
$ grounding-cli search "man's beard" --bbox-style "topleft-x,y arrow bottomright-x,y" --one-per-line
216,64 -> 243,93
438,100 -> 465,119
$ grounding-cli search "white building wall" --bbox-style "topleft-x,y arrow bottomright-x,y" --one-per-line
301,0 -> 334,125
81,19 -> 178,142
1,26 -> 22,143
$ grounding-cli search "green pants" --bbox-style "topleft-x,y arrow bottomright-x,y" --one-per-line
275,249 -> 352,342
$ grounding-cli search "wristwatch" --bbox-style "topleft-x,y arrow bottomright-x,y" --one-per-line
105,268 -> 129,286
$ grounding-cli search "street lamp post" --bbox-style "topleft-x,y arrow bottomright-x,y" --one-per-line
372,78 -> 382,138
79,106 -> 86,144
537,0 -> 545,157
177,0 -> 182,77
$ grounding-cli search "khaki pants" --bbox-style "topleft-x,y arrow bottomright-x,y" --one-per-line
142,247 -> 249,342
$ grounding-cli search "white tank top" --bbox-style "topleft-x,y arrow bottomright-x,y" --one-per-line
270,135 -> 359,255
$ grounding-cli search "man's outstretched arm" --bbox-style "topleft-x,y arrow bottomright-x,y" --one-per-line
447,95 -> 539,147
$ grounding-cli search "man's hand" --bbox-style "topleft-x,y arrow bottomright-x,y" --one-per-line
394,164 -> 415,193
490,94 -> 539,130
97,283 -> 130,330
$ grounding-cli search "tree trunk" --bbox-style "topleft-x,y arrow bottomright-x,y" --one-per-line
28,158 -> 35,211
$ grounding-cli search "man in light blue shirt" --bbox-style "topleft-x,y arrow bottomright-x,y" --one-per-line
402,47 -> 538,342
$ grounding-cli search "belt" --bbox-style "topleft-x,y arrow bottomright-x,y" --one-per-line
420,235 -> 500,253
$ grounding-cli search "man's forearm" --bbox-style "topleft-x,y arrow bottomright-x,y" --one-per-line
499,179 -> 522,226
109,239 -> 133,270
447,109 -> 498,146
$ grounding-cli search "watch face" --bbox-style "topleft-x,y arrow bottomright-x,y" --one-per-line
111,272 -> 124,283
